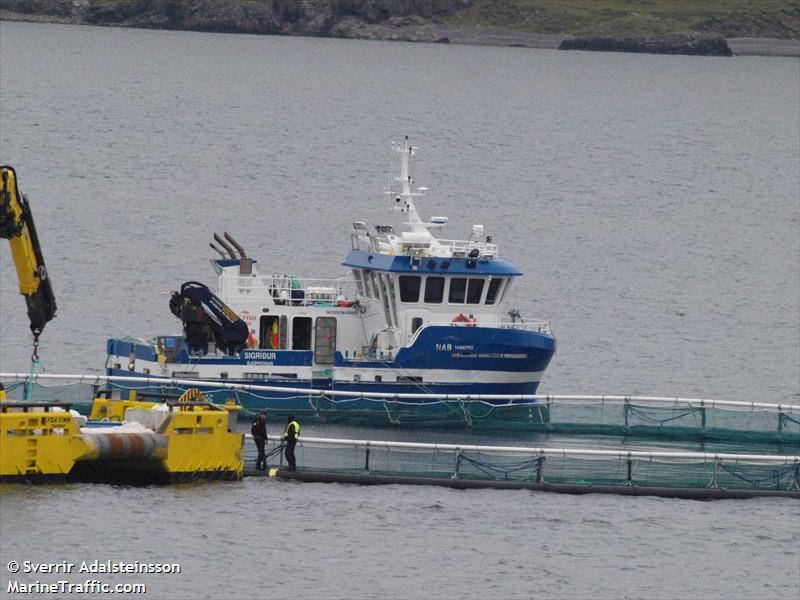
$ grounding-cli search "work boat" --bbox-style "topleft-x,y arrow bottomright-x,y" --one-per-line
106,139 -> 557,425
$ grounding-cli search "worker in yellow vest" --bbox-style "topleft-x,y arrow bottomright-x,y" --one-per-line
283,415 -> 299,471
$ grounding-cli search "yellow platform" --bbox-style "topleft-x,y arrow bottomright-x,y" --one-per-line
0,403 -> 92,481
1,391 -> 243,483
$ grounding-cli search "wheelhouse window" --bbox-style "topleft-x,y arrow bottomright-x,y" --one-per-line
448,278 -> 467,303
424,276 -> 444,303
486,278 -> 504,305
399,276 -> 421,303
449,277 -> 484,304
466,279 -> 484,304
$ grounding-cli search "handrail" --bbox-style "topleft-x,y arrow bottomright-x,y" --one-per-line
3,373 -> 799,414
253,434 -> 800,464
436,238 -> 499,258
406,319 -> 551,346
223,274 -> 357,304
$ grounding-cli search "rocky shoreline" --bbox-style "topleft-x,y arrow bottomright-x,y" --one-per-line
1,0 -> 798,57
560,34 -> 733,57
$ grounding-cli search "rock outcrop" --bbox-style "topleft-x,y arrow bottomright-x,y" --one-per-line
559,34 -> 733,57
1,0 -> 73,17
0,0 -> 471,39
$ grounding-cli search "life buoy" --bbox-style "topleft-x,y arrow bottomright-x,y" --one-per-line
337,300 -> 354,307
452,313 -> 475,326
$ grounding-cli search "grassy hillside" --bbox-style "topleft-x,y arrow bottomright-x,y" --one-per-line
447,0 -> 800,39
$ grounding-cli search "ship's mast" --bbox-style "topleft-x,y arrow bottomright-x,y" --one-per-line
394,136 -> 427,233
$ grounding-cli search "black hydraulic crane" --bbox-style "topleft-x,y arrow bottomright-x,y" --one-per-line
169,281 -> 249,355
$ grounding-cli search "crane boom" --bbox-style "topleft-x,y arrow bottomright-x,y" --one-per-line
0,166 -> 57,338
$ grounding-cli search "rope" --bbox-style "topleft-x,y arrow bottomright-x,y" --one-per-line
382,400 -> 401,425
780,412 -> 800,427
626,404 -> 702,426
717,461 -> 800,490
247,443 -> 285,468
456,397 -> 474,428
458,453 -> 545,481
24,336 -> 45,401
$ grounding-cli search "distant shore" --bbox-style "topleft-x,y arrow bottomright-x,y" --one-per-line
1,10 -> 798,57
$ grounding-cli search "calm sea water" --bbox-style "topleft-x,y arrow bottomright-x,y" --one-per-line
0,21 -> 798,599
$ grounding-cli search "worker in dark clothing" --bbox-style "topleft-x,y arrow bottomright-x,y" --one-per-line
283,414 -> 300,471
251,410 -> 268,470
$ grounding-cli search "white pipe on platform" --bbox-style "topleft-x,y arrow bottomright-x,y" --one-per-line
255,434 -> 800,464
2,372 -> 799,413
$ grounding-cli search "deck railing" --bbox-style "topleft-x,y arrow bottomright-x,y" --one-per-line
222,275 -> 357,306
436,238 -> 499,258
350,232 -> 500,259
406,318 -> 550,347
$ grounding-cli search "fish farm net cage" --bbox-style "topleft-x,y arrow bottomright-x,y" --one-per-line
247,437 -> 800,494
2,375 -> 799,446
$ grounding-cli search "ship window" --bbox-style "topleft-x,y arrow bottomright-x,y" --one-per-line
314,317 -> 337,365
260,315 -> 282,349
387,276 -> 400,326
379,274 -> 397,327
399,276 -> 421,303
498,278 -> 511,303
363,270 -> 373,298
243,372 -> 267,380
292,317 -> 312,350
353,270 -> 364,296
486,278 -> 503,305
370,271 -> 380,299
424,276 -> 444,303
466,279 -> 484,304
411,317 -> 423,334
449,278 -> 467,303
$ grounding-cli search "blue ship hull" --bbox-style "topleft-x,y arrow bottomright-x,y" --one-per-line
104,366 -> 552,428
105,325 -> 556,428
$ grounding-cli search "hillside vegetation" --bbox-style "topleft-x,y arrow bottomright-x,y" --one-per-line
448,0 -> 800,39
2,0 -> 798,42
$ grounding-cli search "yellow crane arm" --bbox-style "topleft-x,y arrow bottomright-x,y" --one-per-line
0,166 -> 57,337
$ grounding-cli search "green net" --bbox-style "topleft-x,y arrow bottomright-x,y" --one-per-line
4,380 -> 799,446
245,441 -> 800,492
